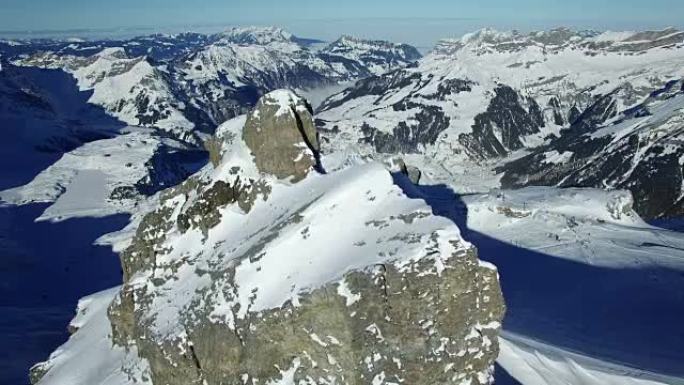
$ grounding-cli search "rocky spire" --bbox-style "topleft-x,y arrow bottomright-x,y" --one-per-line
243,90 -> 321,182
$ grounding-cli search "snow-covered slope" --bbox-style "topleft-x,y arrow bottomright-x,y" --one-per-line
500,78 -> 684,219
499,332 -> 682,385
318,35 -> 421,77
464,186 -> 684,269
0,60 -> 130,190
317,27 -> 684,165
0,127 -> 205,221
15,48 -> 199,140
28,287 -> 151,385
454,186 -> 684,383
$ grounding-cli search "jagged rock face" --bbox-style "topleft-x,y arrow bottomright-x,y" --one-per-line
243,90 -> 320,182
499,79 -> 684,219
459,85 -> 545,159
99,94 -> 504,385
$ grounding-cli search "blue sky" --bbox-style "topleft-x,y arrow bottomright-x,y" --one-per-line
2,0 -> 683,47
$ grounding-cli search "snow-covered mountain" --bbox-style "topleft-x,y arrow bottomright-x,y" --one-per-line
8,26 -> 422,140
317,27 -> 684,163
0,33 -> 213,61
6,26 -> 684,385
315,27 -> 684,219
14,48 -> 200,141
0,56 -> 207,222
0,27 -> 423,223
318,35 -> 422,77
168,27 -> 332,126
169,27 -> 422,126
212,26 -> 302,46
30,91 -> 504,385
499,78 -> 684,219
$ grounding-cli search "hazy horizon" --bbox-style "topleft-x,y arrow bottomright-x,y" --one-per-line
2,0 -> 684,48
2,17 -> 683,50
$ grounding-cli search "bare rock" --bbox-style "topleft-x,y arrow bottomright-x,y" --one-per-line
243,90 -> 320,182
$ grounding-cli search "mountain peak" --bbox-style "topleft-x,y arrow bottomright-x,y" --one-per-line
94,46 -> 129,60
433,27 -> 684,55
320,35 -> 422,76
215,26 -> 295,46
330,34 -> 418,51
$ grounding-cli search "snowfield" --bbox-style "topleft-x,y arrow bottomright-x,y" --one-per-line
29,287 -> 151,385
0,127 -> 203,222
457,187 -> 684,384
499,332 -> 682,385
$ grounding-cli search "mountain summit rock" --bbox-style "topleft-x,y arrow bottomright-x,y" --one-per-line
243,90 -> 321,182
29,93 -> 505,385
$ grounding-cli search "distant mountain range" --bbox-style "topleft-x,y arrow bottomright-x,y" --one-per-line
0,26 -> 422,218
317,27 -> 684,219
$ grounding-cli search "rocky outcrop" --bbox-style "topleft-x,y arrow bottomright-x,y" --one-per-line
243,90 -> 321,182
60,91 -> 506,385
459,85 -> 545,159
393,158 -> 422,184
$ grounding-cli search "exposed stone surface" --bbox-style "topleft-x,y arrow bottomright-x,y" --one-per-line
394,158 -> 422,185
459,85 -> 545,159
243,90 -> 321,182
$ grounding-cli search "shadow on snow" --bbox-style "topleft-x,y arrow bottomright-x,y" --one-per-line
0,63 -> 127,190
0,203 -> 129,385
392,173 -> 684,379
